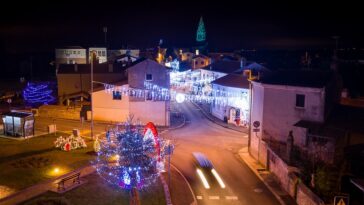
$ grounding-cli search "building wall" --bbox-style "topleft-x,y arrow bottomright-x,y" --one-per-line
211,84 -> 249,125
55,48 -> 87,64
181,52 -> 194,62
129,101 -> 169,126
192,57 -> 211,69
89,47 -> 107,63
251,82 -> 325,147
57,73 -> 124,99
92,85 -> 130,122
128,59 -> 170,89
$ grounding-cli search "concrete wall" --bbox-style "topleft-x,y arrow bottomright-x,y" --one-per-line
57,73 -> 124,99
129,101 -> 169,126
250,82 -> 265,160
92,85 -> 130,122
296,182 -> 325,205
251,82 -> 326,148
268,148 -> 324,205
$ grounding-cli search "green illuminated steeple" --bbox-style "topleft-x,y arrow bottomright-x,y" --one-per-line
196,16 -> 206,42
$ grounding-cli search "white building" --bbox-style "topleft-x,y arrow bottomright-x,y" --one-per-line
92,59 -> 170,126
55,47 -> 87,64
89,47 -> 107,63
249,70 -> 337,160
211,74 -> 250,126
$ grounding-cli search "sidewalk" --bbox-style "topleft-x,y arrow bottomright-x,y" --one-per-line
192,102 -> 248,133
238,147 -> 297,205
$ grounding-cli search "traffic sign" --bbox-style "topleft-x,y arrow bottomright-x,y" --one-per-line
334,196 -> 349,205
253,128 -> 260,132
253,121 -> 260,128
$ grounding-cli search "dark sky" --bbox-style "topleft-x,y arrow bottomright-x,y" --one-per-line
0,0 -> 363,53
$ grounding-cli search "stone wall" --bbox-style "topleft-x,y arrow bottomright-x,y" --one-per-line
38,105 -> 80,120
267,147 -> 325,205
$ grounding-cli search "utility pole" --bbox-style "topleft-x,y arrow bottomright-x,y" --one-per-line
103,27 -> 108,47
91,51 -> 94,140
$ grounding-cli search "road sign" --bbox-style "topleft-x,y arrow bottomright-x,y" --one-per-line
253,128 -> 260,132
253,121 -> 260,128
334,196 -> 349,205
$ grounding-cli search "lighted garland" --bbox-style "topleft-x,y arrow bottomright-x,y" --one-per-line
95,122 -> 161,190
23,82 -> 56,106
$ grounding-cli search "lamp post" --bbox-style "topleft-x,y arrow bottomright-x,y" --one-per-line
244,70 -> 256,155
90,51 -> 95,140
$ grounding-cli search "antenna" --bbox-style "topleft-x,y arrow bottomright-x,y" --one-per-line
103,27 -> 108,47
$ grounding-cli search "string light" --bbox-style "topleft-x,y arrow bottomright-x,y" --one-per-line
23,82 -> 56,106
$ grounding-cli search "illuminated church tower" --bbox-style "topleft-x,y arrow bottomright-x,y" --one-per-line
195,16 -> 208,54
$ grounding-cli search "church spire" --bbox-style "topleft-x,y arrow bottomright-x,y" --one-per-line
196,16 -> 206,42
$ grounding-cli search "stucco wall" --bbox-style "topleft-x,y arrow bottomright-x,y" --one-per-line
129,101 -> 169,126
92,86 -> 130,122
57,73 -> 124,99
128,59 -> 170,89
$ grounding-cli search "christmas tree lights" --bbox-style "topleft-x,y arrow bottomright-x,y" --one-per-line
23,82 -> 56,106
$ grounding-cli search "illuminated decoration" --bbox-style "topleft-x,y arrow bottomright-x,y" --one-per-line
175,93 -> 185,103
54,135 -> 87,151
95,120 -> 163,191
23,82 -> 56,106
165,59 -> 180,71
196,16 -> 206,42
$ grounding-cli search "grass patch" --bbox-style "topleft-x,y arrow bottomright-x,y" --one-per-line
22,173 -> 166,205
0,132 -> 95,190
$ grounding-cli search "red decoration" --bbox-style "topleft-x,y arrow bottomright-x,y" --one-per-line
143,122 -> 161,161
64,143 -> 71,151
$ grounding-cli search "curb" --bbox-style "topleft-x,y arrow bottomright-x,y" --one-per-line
170,164 -> 197,205
191,102 -> 246,134
237,148 -> 287,205
159,175 -> 173,205
167,112 -> 186,131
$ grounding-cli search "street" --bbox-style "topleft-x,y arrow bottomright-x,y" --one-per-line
166,102 -> 280,205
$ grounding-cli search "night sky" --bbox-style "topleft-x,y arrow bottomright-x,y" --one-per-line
1,0 -> 363,54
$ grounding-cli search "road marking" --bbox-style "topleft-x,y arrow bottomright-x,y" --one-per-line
196,196 -> 203,200
254,188 -> 263,193
209,196 -> 220,200
226,196 -> 238,200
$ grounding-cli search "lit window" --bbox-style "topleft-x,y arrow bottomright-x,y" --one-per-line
113,91 -> 122,100
146,74 -> 153,81
296,94 -> 305,108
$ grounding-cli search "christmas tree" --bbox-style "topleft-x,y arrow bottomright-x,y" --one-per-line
23,82 -> 56,107
196,16 -> 206,42
95,120 -> 162,204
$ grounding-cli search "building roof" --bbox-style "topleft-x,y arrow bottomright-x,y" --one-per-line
2,111 -> 33,118
92,79 -> 129,92
258,70 -> 333,88
192,54 -> 209,59
201,60 -> 242,74
57,58 -> 145,74
211,74 -> 249,89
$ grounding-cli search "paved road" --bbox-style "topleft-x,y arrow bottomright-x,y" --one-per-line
165,102 -> 280,205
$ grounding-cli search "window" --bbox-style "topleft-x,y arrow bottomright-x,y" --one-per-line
201,61 -> 204,65
73,51 -> 76,54
77,51 -> 80,55
102,51 -> 106,56
146,74 -> 153,81
296,94 -> 305,108
98,51 -> 101,56
113,91 -> 122,100
195,61 -> 198,65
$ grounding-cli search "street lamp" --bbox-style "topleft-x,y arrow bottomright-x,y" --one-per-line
90,50 -> 95,140
243,70 -> 256,155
